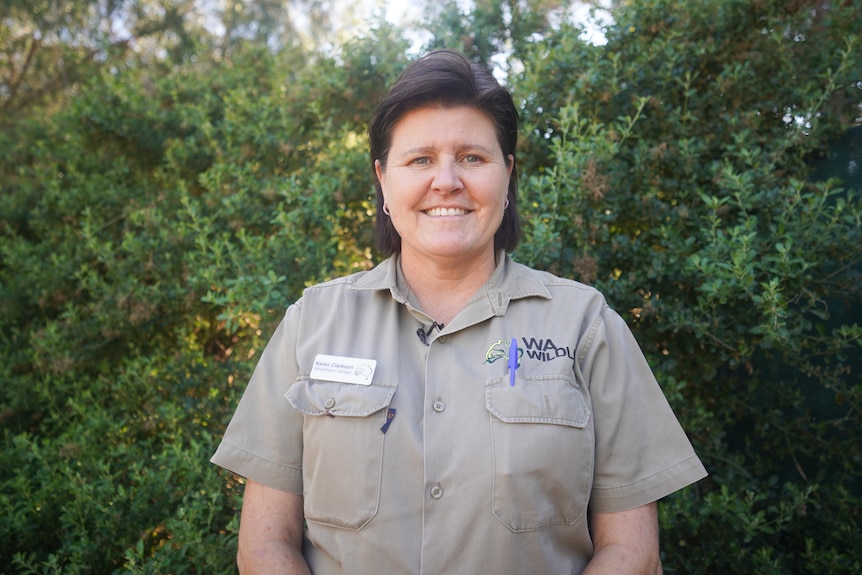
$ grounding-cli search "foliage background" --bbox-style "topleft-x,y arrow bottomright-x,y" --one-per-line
1,0 -> 861,572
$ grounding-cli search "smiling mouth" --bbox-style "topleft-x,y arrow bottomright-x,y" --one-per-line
424,207 -> 469,217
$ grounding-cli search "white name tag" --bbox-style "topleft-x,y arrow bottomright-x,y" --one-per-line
310,354 -> 377,385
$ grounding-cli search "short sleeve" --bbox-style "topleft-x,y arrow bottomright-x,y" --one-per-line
582,306 -> 707,513
210,303 -> 305,494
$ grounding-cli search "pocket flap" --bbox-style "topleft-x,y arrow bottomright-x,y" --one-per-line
486,375 -> 590,428
286,378 -> 396,417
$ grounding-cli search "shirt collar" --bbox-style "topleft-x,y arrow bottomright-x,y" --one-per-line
350,251 -> 552,316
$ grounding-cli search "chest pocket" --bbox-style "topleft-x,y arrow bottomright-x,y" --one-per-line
486,374 -> 593,532
286,378 -> 396,530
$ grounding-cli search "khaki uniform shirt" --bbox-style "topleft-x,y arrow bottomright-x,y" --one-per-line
211,254 -> 707,574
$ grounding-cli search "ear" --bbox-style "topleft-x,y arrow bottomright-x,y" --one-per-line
374,159 -> 386,187
374,159 -> 388,206
506,154 -> 515,178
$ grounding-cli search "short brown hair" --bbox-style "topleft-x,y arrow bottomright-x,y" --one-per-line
369,49 -> 521,255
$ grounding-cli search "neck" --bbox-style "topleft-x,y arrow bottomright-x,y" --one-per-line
400,250 -> 498,325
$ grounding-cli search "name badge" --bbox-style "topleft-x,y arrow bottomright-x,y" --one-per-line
310,354 -> 377,385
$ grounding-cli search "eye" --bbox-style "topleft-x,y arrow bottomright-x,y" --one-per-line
409,156 -> 430,166
463,154 -> 482,163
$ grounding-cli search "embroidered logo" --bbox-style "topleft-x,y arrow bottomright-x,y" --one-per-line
484,339 -> 522,364
485,337 -> 575,364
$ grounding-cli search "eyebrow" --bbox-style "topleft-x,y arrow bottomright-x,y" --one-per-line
401,144 -> 497,156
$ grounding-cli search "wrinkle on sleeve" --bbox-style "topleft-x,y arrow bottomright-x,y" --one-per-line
210,303 -> 305,494
581,306 -> 707,513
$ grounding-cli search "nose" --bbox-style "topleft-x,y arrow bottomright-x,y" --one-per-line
431,157 -> 463,194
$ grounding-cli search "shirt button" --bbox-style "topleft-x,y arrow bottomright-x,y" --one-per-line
324,398 -> 336,409
437,335 -> 448,343
432,399 -> 445,413
430,484 -> 444,499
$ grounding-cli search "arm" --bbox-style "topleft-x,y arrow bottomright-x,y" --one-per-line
237,479 -> 311,575
583,502 -> 662,575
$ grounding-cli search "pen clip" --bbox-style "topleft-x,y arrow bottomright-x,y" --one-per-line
380,408 -> 396,433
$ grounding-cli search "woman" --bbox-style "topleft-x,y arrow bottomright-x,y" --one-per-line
211,49 -> 707,574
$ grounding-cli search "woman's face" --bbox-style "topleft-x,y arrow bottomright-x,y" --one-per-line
376,105 -> 513,267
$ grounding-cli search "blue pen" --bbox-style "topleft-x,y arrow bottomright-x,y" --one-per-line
508,338 -> 518,386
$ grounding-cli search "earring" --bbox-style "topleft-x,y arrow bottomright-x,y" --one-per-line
383,203 -> 391,216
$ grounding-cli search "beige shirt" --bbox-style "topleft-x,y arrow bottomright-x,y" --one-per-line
211,253 -> 707,574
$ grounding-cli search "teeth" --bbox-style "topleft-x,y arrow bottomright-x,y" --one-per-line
426,207 -> 467,217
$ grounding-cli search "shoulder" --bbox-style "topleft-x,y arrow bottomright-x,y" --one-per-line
528,266 -> 601,293
295,258 -> 396,309
507,258 -> 608,311
294,272 -> 368,312
303,271 -> 369,293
